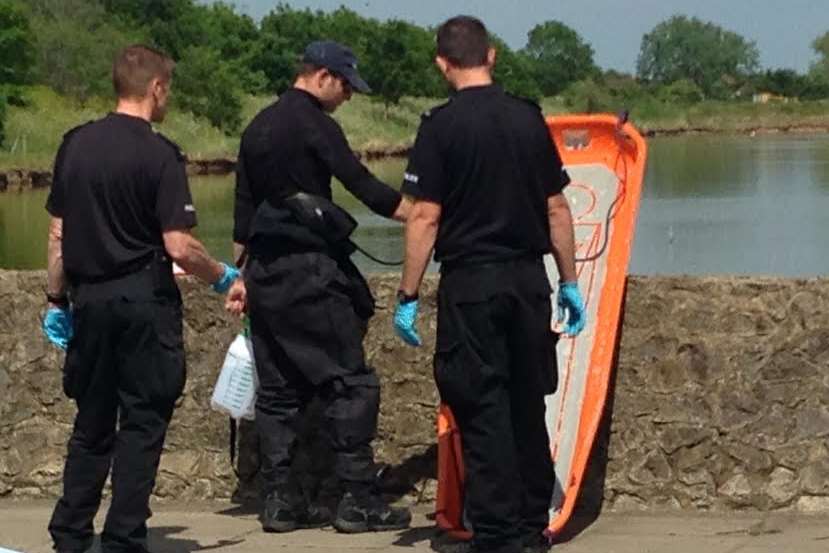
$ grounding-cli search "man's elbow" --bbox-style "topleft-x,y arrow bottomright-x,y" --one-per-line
547,194 -> 573,223
547,192 -> 571,213
409,201 -> 442,230
47,217 -> 63,242
162,231 -> 192,263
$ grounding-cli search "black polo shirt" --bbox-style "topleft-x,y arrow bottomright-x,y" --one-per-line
402,84 -> 570,265
233,88 -> 402,244
46,113 -> 197,281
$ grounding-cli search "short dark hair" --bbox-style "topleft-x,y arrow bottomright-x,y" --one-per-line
295,61 -> 325,80
112,45 -> 175,99
436,16 -> 490,68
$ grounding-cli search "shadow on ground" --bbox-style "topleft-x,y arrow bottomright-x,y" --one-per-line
148,526 -> 247,553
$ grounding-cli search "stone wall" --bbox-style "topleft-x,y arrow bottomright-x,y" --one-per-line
1,271 -> 828,513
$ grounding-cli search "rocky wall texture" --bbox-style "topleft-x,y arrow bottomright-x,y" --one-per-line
1,272 -> 828,513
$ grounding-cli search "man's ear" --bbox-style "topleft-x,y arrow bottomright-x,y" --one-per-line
149,77 -> 163,99
486,47 -> 497,69
435,55 -> 450,76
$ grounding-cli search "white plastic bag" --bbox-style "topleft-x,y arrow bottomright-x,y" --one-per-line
211,327 -> 258,420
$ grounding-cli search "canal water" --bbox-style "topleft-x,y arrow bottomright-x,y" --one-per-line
2,134 -> 829,276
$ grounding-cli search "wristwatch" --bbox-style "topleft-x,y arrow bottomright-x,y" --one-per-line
396,290 -> 419,304
46,291 -> 69,308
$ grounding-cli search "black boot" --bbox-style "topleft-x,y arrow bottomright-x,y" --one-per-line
521,533 -> 552,553
261,489 -> 331,533
333,490 -> 412,533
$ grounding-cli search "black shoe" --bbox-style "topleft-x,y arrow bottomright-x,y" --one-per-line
261,490 -> 331,533
333,491 -> 412,533
522,533 -> 552,553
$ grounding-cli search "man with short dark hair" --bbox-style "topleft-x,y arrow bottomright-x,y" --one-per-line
393,16 -> 586,553
43,44 -> 239,553
226,40 -> 412,534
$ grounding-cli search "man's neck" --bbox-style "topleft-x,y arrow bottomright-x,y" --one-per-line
293,79 -> 321,99
114,99 -> 153,123
452,68 -> 493,91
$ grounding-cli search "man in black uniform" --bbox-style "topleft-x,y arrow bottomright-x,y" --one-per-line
393,17 -> 586,553
226,40 -> 412,534
42,45 -> 239,553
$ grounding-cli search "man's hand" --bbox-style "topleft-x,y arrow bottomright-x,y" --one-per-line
225,278 -> 247,316
43,306 -> 73,350
393,298 -> 422,347
212,263 -> 241,294
557,281 -> 586,336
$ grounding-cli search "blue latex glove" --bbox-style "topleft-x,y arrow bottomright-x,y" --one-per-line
212,262 -> 241,294
43,307 -> 73,350
557,281 -> 586,336
394,299 -> 422,347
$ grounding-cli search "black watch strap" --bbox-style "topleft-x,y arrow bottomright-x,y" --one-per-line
46,291 -> 69,307
396,290 -> 419,304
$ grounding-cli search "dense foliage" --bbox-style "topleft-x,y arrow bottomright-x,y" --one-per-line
637,16 -> 760,98
0,0 -> 827,145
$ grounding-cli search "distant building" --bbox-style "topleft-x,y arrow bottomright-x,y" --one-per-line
752,92 -> 795,104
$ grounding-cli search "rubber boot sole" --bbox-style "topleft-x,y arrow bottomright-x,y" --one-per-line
263,519 -> 331,533
333,518 -> 411,534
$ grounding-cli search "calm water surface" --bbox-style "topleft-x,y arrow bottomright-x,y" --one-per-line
2,134 -> 829,276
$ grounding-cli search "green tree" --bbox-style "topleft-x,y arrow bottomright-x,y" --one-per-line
253,5 -> 443,101
0,93 -> 6,147
253,5 -> 328,92
657,79 -> 704,104
103,0 -> 260,123
806,31 -> 829,98
325,6 -> 380,59
753,69 -> 809,98
102,0 -> 206,60
202,2 -> 266,93
26,0 -> 144,101
174,45 -> 243,133
561,78 -> 613,112
492,36 -> 542,100
600,70 -> 652,106
0,0 -> 34,86
361,20 -> 425,111
813,31 -> 829,67
0,0 -> 33,145
523,21 -> 597,95
326,9 -> 443,100
636,15 -> 759,98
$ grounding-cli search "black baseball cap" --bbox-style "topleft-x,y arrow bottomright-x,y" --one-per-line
302,40 -> 372,94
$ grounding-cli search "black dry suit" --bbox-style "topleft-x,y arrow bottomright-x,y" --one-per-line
234,87 -> 402,498
244,192 -> 380,495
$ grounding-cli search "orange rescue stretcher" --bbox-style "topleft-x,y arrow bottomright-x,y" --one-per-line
435,113 -> 648,540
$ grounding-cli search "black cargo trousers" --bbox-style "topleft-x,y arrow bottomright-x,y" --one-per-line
245,250 -> 380,497
49,260 -> 186,553
435,257 -> 558,553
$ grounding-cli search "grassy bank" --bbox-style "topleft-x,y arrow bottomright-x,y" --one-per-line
611,98 -> 829,133
2,86 -> 829,171
0,87 -> 432,171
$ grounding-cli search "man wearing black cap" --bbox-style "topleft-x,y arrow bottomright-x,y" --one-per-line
226,40 -> 412,534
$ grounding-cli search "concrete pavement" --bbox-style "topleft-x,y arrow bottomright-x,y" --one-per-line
1,500 -> 828,553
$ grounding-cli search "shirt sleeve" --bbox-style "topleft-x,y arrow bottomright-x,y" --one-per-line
233,149 -> 256,244
538,118 -> 571,196
45,136 -> 71,217
310,117 -> 402,218
401,120 -> 445,203
155,153 -> 197,231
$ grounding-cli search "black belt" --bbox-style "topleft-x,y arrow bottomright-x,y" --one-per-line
70,254 -> 177,304
439,253 -> 542,274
